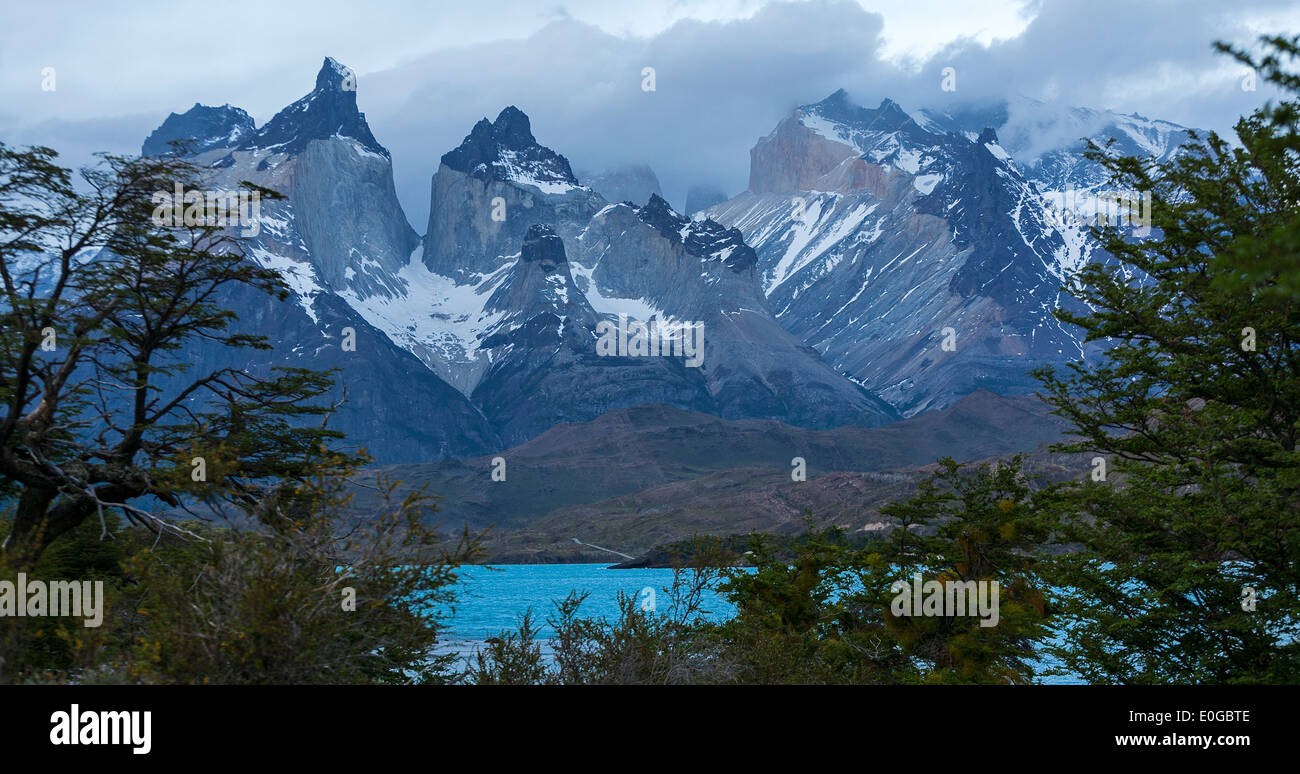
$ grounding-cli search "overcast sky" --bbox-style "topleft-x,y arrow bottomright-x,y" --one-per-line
2,0 -> 1296,223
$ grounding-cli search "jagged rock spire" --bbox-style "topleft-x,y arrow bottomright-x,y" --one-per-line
440,106 -> 578,187
238,57 -> 389,158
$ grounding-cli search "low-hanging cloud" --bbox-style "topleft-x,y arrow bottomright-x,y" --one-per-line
2,0 -> 1291,229
359,0 -> 1292,224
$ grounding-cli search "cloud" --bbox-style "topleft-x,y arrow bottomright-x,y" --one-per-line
2,0 -> 1294,227
0,112 -> 158,173
359,0 -> 1292,222
360,2 -> 904,221
927,0 -> 1297,124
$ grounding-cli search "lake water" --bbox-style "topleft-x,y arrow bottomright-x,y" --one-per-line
437,563 -> 1082,684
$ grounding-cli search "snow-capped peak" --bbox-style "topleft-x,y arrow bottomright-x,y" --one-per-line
441,106 -> 582,194
142,103 -> 255,157
238,57 -> 389,159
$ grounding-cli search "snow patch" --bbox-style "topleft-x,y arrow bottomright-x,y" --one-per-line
246,245 -> 323,323
984,142 -> 1011,162
912,174 -> 941,195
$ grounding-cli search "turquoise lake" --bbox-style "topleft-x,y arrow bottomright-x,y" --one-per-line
436,563 -> 1082,684
440,563 -> 739,639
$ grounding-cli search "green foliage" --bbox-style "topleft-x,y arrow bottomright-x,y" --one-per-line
0,510 -> 134,681
879,457 -> 1053,683
479,460 -> 1054,685
470,610 -> 548,686
0,143 -> 353,565
714,457 -> 1052,684
119,454 -> 480,685
715,527 -> 906,684
1032,34 -> 1300,684
1,455 -> 482,685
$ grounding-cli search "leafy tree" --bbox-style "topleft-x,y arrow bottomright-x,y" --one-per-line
0,143 -> 480,684
716,527 -> 885,684
0,143 -> 347,564
873,456 -> 1052,683
115,460 -> 479,685
0,508 -> 131,681
716,457 -> 1052,684
469,610 -> 548,686
1033,35 -> 1300,683
470,551 -> 732,685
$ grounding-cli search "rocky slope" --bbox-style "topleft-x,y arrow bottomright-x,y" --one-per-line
141,64 -> 899,462
708,90 -> 1104,415
572,194 -> 898,427
470,223 -> 712,446
349,389 -> 1075,561
142,59 -> 499,461
143,103 -> 254,157
411,105 -> 898,432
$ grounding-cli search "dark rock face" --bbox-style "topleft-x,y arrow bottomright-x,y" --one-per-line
141,103 -> 254,156
519,224 -> 566,271
911,126 -> 1060,315
237,57 -> 389,159
137,58 -> 499,461
472,224 -> 714,446
634,192 -> 685,234
635,195 -> 757,273
440,106 -> 578,187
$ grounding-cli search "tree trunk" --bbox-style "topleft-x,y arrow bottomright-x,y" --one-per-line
2,485 -> 56,566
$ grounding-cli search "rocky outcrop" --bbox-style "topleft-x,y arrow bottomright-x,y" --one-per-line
238,57 -> 388,159
141,58 -> 500,461
142,103 -> 254,157
424,107 -> 606,280
573,196 -> 899,428
472,224 -> 714,446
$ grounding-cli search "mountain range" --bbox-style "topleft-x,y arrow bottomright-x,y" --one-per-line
133,57 -> 1194,548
